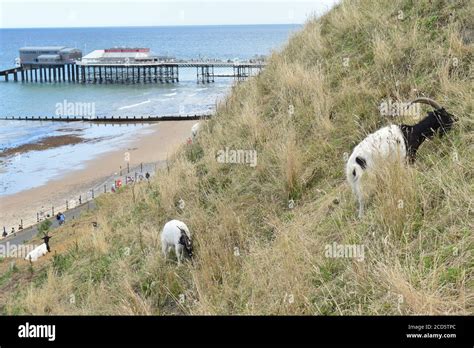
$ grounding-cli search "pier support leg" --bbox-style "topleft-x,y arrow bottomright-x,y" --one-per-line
21,69 -> 24,82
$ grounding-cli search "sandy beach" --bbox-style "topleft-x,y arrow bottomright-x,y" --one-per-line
0,120 -> 195,232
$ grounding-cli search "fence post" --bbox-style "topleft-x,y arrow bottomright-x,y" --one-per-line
104,184 -> 106,193
20,219 -> 23,229
135,172 -> 137,182
120,166 -> 122,176
79,195 -> 82,205
127,162 -> 130,174
37,212 -> 39,222
66,200 -> 69,210
140,162 -> 143,172
91,189 -> 94,199
52,206 -> 54,216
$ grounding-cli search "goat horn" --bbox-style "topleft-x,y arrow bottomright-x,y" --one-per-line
410,97 -> 442,110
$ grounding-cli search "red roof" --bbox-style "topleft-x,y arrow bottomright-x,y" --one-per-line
104,48 -> 150,53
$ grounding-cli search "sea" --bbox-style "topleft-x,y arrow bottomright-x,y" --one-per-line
0,25 -> 299,196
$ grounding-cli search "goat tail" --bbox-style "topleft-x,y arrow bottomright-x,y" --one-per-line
346,161 -> 361,186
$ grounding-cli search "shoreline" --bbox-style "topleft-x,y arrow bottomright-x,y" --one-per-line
0,120 -> 196,232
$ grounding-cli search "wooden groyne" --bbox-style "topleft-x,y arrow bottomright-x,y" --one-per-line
0,114 -> 212,123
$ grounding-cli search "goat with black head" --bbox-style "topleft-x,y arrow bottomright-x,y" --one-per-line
161,220 -> 193,265
178,226 -> 193,258
399,98 -> 455,163
346,97 -> 455,218
25,233 -> 52,262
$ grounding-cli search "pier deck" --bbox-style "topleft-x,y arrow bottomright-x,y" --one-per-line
0,114 -> 212,123
0,60 -> 265,84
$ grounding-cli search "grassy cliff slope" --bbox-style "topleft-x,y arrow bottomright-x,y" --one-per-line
2,0 -> 473,315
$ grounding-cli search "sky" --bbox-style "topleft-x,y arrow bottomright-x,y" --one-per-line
0,0 -> 339,28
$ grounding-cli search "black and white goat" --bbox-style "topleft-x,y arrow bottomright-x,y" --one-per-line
191,122 -> 201,142
161,219 -> 193,265
346,98 -> 455,217
25,234 -> 52,262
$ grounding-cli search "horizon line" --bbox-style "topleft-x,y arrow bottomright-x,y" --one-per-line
0,22 -> 303,30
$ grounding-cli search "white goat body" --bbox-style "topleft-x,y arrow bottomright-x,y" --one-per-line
25,243 -> 49,262
346,125 -> 406,218
161,219 -> 192,264
191,122 -> 201,141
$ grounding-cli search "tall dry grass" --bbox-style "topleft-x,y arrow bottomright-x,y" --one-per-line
2,0 -> 473,315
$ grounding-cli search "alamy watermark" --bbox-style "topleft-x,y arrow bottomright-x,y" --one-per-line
55,99 -> 96,117
379,99 -> 420,119
216,147 -> 257,167
0,242 -> 38,259
325,242 -> 365,262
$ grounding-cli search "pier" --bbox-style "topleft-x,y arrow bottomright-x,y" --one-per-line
0,62 -> 265,84
0,114 -> 212,123
0,46 -> 266,84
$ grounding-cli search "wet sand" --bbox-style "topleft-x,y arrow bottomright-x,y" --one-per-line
0,134 -> 86,157
0,120 -> 195,232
